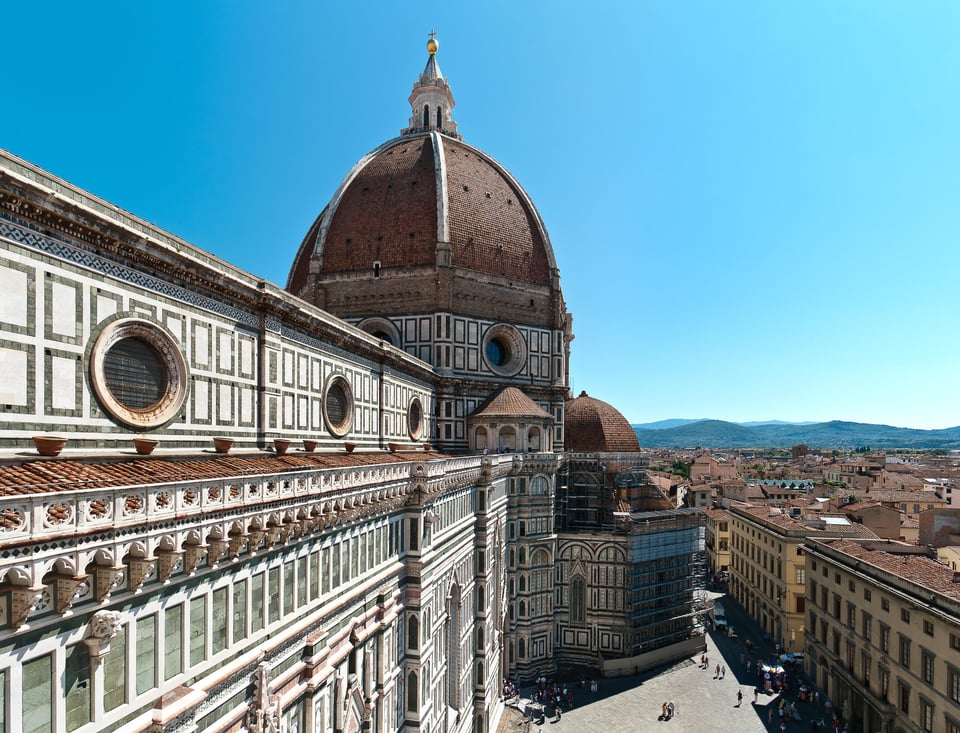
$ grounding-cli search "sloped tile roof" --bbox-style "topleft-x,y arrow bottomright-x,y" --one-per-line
0,451 -> 445,494
470,387 -> 552,420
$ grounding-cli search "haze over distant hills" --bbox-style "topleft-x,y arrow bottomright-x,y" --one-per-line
632,419 -> 960,450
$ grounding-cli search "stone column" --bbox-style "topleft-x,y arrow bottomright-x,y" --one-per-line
84,610 -> 124,722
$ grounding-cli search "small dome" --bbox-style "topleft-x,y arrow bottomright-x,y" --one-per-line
565,391 -> 640,453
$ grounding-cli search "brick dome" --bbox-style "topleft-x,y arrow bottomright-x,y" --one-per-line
286,132 -> 556,296
565,391 -> 641,453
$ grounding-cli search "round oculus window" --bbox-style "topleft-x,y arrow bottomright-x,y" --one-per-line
407,397 -> 424,440
481,324 -> 527,376
90,318 -> 188,429
323,374 -> 354,437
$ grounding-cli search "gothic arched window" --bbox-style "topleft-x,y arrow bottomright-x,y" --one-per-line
571,576 -> 586,625
407,671 -> 418,712
407,615 -> 419,650
423,105 -> 430,128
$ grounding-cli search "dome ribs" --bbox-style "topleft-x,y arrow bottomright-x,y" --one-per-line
565,391 -> 641,453
322,139 -> 438,272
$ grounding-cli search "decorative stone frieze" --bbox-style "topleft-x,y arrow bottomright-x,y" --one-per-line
156,549 -> 183,583
53,573 -> 89,614
9,584 -> 44,628
126,556 -> 156,591
183,544 -> 207,575
207,538 -> 228,566
228,532 -> 248,559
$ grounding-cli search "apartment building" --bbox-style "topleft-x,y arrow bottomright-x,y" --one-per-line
729,506 -> 877,653
804,539 -> 960,733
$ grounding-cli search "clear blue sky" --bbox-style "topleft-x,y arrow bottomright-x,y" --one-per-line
6,2 -> 960,429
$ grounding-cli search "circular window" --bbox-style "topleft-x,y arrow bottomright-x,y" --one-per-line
481,324 -> 527,376
323,374 -> 354,437
407,397 -> 424,440
90,318 -> 188,429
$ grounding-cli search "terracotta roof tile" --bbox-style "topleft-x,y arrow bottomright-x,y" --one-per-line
471,387 -> 552,420
0,451 -> 445,494
814,539 -> 960,603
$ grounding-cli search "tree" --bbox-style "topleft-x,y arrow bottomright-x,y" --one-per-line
671,460 -> 690,479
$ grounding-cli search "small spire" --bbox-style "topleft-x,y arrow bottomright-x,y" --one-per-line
401,33 -> 461,139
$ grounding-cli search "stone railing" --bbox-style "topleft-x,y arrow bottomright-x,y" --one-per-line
0,460 -> 423,543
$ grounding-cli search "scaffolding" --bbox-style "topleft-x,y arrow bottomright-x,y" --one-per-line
627,509 -> 707,654
556,455 -> 668,532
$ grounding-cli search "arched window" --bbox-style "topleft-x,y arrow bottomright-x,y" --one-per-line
498,426 -> 517,452
423,105 -> 430,128
407,616 -> 419,650
475,427 -> 488,452
437,106 -> 443,129
476,661 -> 484,683
519,575 -> 526,592
518,637 -> 526,658
527,427 -> 541,452
518,548 -> 526,565
476,626 -> 484,649
519,600 -> 526,617
407,671 -> 418,712
571,576 -> 586,625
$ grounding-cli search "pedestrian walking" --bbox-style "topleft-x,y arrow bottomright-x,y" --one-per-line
737,690 -> 743,707
754,688 -> 759,703
721,664 -> 726,679
661,702 -> 668,719
668,701 -> 675,719
701,654 -> 706,668
769,707 -> 774,724
715,663 -> 721,678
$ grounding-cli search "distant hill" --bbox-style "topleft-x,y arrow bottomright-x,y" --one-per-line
739,420 -> 817,427
632,419 -> 960,450
632,418 -> 710,430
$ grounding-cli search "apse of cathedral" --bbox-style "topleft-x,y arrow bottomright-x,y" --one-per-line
0,37 -> 705,733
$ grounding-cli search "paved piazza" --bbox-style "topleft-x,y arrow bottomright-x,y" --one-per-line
500,628 -> 819,733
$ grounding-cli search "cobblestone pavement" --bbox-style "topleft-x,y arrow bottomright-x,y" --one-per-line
500,650 -> 770,733
499,622 -> 826,733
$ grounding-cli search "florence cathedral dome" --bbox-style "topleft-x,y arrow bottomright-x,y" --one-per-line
286,37 -> 565,334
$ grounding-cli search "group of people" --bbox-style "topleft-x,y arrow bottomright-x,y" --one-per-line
658,701 -> 676,720
525,676 -> 602,724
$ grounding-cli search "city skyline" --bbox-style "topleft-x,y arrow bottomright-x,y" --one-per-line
6,2 -> 959,429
